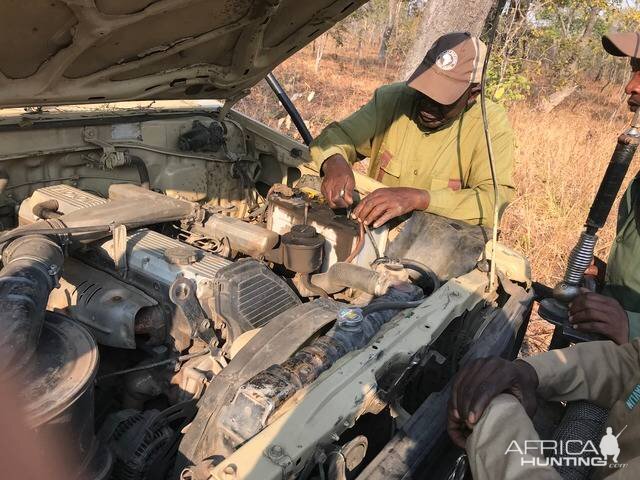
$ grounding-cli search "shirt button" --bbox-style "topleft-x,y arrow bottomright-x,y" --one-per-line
413,169 -> 418,175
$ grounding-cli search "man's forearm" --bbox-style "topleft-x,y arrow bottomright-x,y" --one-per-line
320,154 -> 350,176
524,339 -> 640,408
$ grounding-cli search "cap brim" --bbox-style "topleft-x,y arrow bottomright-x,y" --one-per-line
603,33 -> 640,58
407,64 -> 470,105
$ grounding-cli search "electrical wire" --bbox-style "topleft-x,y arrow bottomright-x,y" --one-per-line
480,2 -> 507,293
96,348 -> 211,381
345,221 -> 366,263
363,224 -> 381,259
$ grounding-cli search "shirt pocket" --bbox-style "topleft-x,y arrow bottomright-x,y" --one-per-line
430,178 -> 462,191
430,178 -> 450,191
376,147 -> 401,181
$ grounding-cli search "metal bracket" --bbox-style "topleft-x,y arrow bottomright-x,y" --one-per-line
264,444 -> 293,479
83,126 -> 127,169
112,224 -> 128,277
169,276 -> 218,347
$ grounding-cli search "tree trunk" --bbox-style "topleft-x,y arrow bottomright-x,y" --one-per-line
378,0 -> 401,61
314,34 -> 329,73
581,6 -> 600,45
399,0 -> 498,81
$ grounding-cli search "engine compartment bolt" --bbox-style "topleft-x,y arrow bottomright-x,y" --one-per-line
268,444 -> 284,458
222,464 -> 237,479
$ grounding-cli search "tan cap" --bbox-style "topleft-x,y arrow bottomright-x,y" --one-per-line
407,32 -> 487,105
602,32 -> 640,58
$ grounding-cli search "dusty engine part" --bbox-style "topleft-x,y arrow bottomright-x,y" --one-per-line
7,184 -> 198,247
175,298 -> 342,473
213,259 -> 302,343
96,229 -> 231,292
385,211 -> 490,284
92,229 -> 231,350
100,407 -> 192,480
267,189 -> 388,270
191,214 -> 280,257
170,353 -> 226,403
178,120 -> 226,152
218,284 -> 423,449
0,233 -> 64,376
25,312 -> 111,479
328,436 -> 369,478
310,262 -> 400,296
280,224 -> 325,273
18,184 -> 107,225
48,258 -> 163,349
170,276 -> 218,347
57,184 -> 197,242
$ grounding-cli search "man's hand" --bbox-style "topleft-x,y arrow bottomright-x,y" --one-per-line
448,358 -> 538,449
321,154 -> 356,208
353,187 -> 429,228
569,292 -> 629,344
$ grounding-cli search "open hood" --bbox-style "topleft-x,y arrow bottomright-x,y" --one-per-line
0,0 -> 367,108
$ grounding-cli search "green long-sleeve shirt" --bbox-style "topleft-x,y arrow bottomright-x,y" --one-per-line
603,176 -> 640,340
309,82 -> 515,227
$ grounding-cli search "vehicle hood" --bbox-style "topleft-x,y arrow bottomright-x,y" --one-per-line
0,0 -> 366,108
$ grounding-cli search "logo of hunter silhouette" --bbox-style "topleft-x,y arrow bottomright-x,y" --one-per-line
505,426 -> 628,469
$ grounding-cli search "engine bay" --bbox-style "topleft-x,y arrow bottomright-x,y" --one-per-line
0,108 -> 531,480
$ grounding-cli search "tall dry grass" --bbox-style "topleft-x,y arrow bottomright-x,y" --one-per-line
236,42 -> 640,353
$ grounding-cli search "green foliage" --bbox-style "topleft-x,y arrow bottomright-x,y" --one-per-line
486,56 -> 531,103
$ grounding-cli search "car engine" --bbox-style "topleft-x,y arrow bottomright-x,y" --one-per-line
0,173 -> 446,479
0,112 -> 522,480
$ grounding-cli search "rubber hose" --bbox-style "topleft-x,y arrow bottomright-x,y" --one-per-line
345,222 -> 365,263
32,199 -> 61,219
0,234 -> 64,377
128,155 -> 150,189
330,262 -> 381,294
300,273 -> 329,298
400,259 -> 441,294
362,300 -> 424,316
0,223 -> 112,248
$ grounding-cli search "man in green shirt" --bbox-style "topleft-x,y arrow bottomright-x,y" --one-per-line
310,32 -> 515,228
446,33 -> 640,480
567,32 -> 640,344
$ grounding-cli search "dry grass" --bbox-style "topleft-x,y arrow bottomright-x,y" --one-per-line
243,41 -> 639,355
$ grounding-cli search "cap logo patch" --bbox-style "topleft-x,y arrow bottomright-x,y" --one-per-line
436,50 -> 458,71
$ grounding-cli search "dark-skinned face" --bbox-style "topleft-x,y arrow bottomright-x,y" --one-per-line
415,85 -> 481,130
626,59 -> 640,112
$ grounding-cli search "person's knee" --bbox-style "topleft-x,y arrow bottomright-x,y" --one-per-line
468,394 -> 532,452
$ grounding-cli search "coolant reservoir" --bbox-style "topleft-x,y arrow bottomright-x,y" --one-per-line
267,194 -> 388,272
